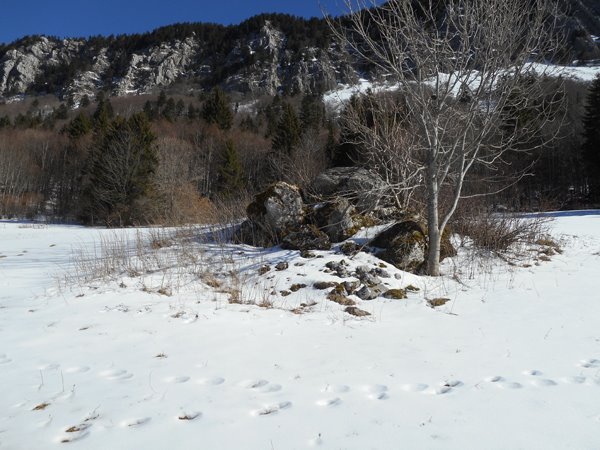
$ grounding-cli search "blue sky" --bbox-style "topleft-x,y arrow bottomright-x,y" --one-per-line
0,0 -> 352,44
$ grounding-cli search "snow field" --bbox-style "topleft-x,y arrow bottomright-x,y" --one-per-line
0,213 -> 599,449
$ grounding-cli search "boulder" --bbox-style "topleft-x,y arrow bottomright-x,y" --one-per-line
310,167 -> 388,214
370,221 -> 427,273
312,198 -> 359,243
281,225 -> 331,251
370,221 -> 456,272
237,182 -> 306,246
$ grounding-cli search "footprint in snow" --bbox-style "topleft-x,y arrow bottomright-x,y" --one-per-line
177,410 -> 202,421
99,368 -> 133,381
56,423 -> 92,443
64,366 -> 90,374
316,397 -> 342,407
363,384 -> 389,400
522,370 -> 543,376
496,381 -> 523,389
38,363 -> 60,371
0,354 -> 12,365
530,378 -> 557,387
485,376 -> 505,383
197,376 -> 225,386
561,376 -> 586,384
121,417 -> 151,428
321,384 -> 350,394
164,376 -> 190,384
239,379 -> 269,389
402,383 -> 429,393
578,359 -> 600,369
251,401 -> 292,416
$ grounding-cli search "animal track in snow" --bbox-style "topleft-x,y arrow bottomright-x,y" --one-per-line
177,410 -> 202,421
197,376 -> 225,386
363,384 -> 389,400
64,366 -> 90,374
99,368 -> 133,381
164,376 -> 190,384
442,380 -> 463,388
530,379 -> 557,387
320,384 -> 350,394
316,397 -> 342,407
485,376 -> 505,383
251,401 -> 292,416
523,370 -> 543,376
561,376 -> 586,384
38,363 -> 60,371
402,383 -> 429,392
121,417 -> 151,428
496,381 -> 523,389
57,423 -> 91,443
0,354 -> 12,365
578,359 -> 600,369
240,379 -> 269,389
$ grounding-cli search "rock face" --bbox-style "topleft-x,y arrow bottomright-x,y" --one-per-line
237,182 -> 306,246
310,167 -> 389,214
281,225 -> 331,251
0,21 -> 357,101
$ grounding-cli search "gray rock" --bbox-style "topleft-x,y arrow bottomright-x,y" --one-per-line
281,226 -> 331,251
310,167 -> 389,214
356,285 -> 380,301
370,221 -> 427,273
237,182 -> 306,247
312,198 -> 358,243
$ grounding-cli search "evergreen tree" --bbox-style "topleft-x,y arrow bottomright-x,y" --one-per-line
219,140 -> 245,196
81,113 -> 158,225
93,94 -> 114,131
300,94 -> 325,132
162,97 -> 176,122
583,74 -> 600,200
54,103 -> 69,120
187,103 -> 198,120
324,121 -> 337,161
175,99 -> 186,118
264,95 -> 283,137
66,112 -> 92,139
201,87 -> 233,130
157,90 -> 167,109
80,95 -> 91,108
0,115 -> 11,128
272,102 -> 302,156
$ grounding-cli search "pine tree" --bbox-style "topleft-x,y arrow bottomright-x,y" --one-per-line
81,113 -> 158,225
219,140 -> 245,196
272,102 -> 301,156
300,94 -> 325,132
93,94 -> 114,131
187,103 -> 198,120
66,112 -> 92,139
201,87 -> 233,130
583,74 -> 600,200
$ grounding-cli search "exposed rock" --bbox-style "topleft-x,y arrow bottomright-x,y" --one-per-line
327,292 -> 356,306
310,167 -> 389,214
275,262 -> 289,271
428,298 -> 451,308
325,260 -> 351,278
356,285 -> 384,301
344,306 -> 371,317
313,281 -> 338,290
237,182 -> 305,247
370,221 -> 427,273
342,280 -> 361,295
340,241 -> 361,256
290,283 -> 307,292
281,225 -> 331,251
383,289 -> 407,299
258,264 -> 271,276
312,198 -> 359,242
355,266 -> 382,287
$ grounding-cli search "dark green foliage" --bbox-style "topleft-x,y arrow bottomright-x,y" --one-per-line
202,87 -> 234,130
0,115 -> 11,128
162,97 -> 176,122
300,94 -> 326,132
187,103 -> 198,120
272,102 -> 301,155
80,113 -> 158,225
264,95 -> 283,137
218,140 -> 245,196
582,74 -> 600,199
324,121 -> 337,161
93,94 -> 114,131
66,112 -> 93,139
54,103 -> 69,120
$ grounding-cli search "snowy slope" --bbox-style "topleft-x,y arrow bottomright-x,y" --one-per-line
0,214 -> 599,450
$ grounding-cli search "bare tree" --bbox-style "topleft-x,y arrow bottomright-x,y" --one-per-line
327,0 -> 565,275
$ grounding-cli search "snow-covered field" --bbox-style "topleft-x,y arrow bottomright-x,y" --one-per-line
1,213 -> 600,449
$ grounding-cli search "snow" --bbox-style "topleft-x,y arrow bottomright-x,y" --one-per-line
1,213 -> 600,449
